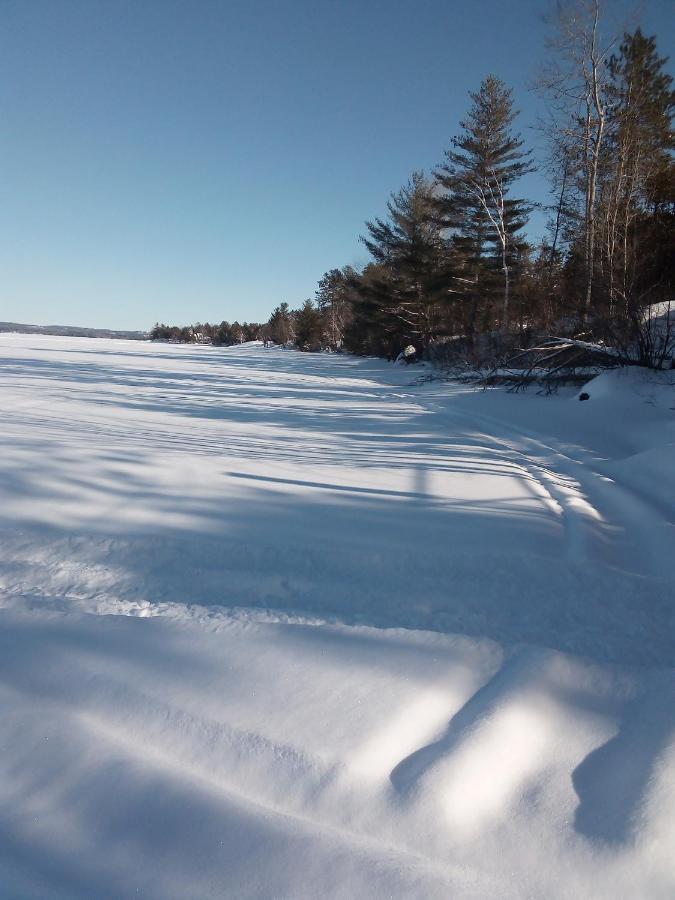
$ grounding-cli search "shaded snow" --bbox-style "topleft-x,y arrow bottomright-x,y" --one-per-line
0,334 -> 674,898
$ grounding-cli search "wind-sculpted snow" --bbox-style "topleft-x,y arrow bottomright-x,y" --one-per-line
0,334 -> 674,898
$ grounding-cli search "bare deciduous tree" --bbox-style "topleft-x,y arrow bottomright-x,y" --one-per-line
539,0 -> 616,320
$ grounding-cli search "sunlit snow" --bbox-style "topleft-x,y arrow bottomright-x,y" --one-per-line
1,334 -> 673,899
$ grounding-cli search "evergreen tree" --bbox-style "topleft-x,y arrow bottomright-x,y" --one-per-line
294,299 -> 323,350
315,267 -> 355,350
344,264 -> 405,357
435,75 -> 533,333
359,171 -> 449,351
214,321 -> 232,345
268,302 -> 294,345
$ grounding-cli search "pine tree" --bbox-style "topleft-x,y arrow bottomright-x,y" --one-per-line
294,299 -> 323,350
343,264 -> 404,357
359,171 -> 448,351
268,302 -> 294,345
315,268 -> 355,350
436,75 -> 533,334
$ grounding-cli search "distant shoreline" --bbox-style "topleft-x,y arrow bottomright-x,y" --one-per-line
0,321 -> 148,340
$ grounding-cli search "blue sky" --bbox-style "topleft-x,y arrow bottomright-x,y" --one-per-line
1,0 -> 672,330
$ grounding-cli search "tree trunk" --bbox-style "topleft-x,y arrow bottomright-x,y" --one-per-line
502,241 -> 510,332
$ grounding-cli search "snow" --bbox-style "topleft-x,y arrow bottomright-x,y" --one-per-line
0,333 -> 674,898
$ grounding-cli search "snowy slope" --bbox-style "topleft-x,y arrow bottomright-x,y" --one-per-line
0,334 -> 674,898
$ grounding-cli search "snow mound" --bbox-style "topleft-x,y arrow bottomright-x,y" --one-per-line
578,365 -> 674,405
606,443 -> 675,516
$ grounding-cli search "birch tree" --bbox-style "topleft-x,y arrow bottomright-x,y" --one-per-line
602,28 -> 675,318
540,0 -> 615,320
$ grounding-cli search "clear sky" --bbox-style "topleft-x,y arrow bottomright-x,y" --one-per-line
1,0 -> 672,330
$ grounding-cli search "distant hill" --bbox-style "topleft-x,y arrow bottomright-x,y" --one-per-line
0,322 -> 148,340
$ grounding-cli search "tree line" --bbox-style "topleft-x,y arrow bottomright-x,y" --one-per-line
153,3 -> 674,368
150,320 -> 262,345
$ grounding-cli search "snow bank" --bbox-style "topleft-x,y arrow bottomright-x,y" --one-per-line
578,365 -> 674,406
574,368 -> 675,513
606,444 -> 675,517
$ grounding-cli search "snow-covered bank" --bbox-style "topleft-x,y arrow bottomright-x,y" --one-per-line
1,334 -> 674,897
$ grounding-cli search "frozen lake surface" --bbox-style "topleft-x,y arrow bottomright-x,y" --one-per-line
1,334 -> 674,898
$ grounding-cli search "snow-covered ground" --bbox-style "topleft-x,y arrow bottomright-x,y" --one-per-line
1,334 -> 674,898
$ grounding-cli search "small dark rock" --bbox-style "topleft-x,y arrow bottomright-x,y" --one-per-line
579,392 -> 590,401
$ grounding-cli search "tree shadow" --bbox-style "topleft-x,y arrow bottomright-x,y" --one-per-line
2,343 -> 674,668
571,683 -> 675,844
